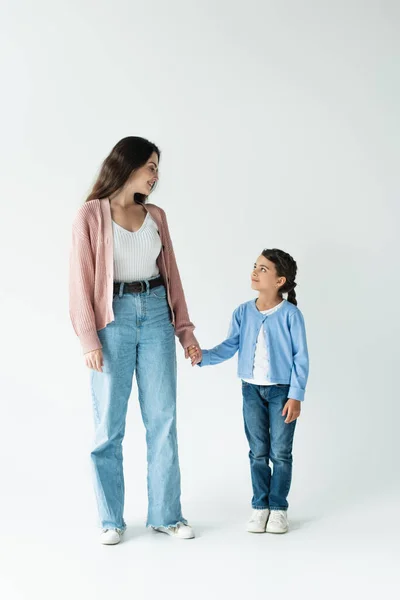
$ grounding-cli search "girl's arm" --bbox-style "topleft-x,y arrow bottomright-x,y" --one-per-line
288,310 -> 309,401
198,307 -> 242,367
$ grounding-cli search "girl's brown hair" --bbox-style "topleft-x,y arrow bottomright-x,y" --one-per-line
261,248 -> 298,305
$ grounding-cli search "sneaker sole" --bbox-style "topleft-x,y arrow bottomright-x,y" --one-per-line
266,528 -> 288,534
154,527 -> 195,539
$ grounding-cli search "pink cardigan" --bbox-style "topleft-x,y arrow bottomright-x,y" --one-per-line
69,199 -> 198,354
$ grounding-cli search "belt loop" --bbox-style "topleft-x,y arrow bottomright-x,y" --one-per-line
119,282 -> 124,298
145,279 -> 150,295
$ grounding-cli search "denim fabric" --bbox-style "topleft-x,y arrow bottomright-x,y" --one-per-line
242,381 -> 296,510
90,280 -> 187,530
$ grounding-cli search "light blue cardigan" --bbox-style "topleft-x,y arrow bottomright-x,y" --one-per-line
199,299 -> 309,401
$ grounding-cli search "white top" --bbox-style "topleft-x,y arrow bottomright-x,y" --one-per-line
112,212 -> 162,282
242,300 -> 286,386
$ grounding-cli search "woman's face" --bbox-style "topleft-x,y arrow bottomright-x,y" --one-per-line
251,255 -> 286,293
127,151 -> 159,196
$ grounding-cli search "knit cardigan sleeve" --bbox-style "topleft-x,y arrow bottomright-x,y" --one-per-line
69,211 -> 102,354
159,207 -> 199,350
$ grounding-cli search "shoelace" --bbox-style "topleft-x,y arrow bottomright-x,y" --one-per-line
102,528 -> 122,534
167,523 -> 183,534
268,511 -> 286,526
250,510 -> 269,523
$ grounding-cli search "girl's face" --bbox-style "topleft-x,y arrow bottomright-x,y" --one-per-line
251,255 -> 286,293
126,151 -> 159,196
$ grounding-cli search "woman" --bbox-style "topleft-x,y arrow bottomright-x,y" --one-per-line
69,136 -> 202,544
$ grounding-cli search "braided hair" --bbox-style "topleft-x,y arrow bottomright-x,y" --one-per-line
261,248 -> 298,306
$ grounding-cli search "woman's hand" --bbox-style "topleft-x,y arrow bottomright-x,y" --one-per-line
84,348 -> 104,372
282,398 -> 301,423
185,345 -> 202,366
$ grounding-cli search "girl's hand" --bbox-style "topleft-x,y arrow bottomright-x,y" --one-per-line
186,345 -> 202,366
282,398 -> 301,423
84,348 -> 104,372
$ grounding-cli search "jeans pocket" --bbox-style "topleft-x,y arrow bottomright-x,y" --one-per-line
150,285 -> 167,299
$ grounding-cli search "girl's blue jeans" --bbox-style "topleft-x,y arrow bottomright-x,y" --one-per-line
242,381 -> 297,511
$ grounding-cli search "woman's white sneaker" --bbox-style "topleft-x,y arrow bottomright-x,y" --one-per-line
247,509 -> 270,533
100,528 -> 124,545
266,510 -> 289,534
154,523 -> 195,539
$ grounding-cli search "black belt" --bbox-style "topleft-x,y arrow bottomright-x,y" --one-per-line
113,275 -> 164,295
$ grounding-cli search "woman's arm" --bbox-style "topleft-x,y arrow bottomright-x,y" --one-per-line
160,208 -> 199,350
69,218 -> 102,354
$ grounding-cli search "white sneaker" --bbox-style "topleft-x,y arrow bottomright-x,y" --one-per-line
154,523 -> 195,539
266,510 -> 289,534
100,528 -> 124,545
247,509 -> 270,533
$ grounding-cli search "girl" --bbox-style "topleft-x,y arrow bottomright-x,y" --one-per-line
69,137 -> 202,544
191,248 -> 309,534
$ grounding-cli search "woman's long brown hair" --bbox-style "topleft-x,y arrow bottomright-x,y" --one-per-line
86,136 -> 160,204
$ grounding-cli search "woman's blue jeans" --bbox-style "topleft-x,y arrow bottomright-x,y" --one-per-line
90,282 -> 187,530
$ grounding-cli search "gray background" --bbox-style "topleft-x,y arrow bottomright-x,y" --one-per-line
0,1 -> 399,598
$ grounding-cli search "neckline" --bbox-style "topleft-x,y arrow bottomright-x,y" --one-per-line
112,211 -> 149,234
254,298 -> 286,315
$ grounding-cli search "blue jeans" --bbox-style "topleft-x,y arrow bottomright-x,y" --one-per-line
242,382 -> 297,511
90,281 -> 187,530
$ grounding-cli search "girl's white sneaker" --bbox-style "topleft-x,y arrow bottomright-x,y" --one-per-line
100,528 -> 124,545
153,523 -> 195,539
266,510 -> 289,534
247,509 -> 270,533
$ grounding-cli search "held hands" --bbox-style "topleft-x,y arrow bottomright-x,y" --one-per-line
185,345 -> 202,366
85,348 -> 104,372
282,399 -> 301,424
